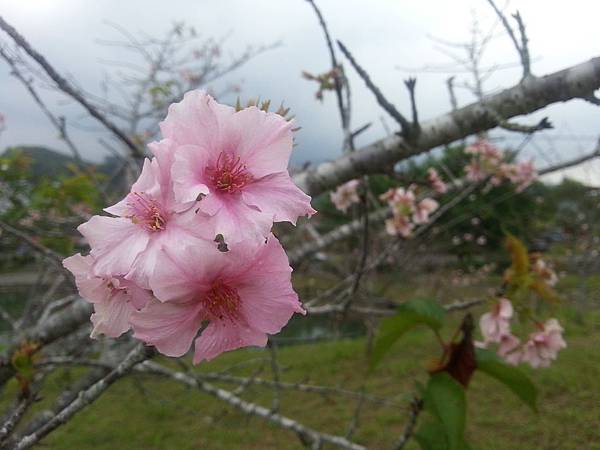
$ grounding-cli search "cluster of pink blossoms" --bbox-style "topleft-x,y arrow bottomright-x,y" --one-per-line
63,90 -> 316,363
478,298 -> 566,368
330,179 -> 361,212
427,168 -> 448,194
464,139 -> 537,192
380,186 -> 439,237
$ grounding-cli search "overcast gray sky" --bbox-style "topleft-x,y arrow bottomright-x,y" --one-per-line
0,0 -> 599,184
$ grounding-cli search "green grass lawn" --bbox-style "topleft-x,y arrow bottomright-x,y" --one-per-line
4,303 -> 599,450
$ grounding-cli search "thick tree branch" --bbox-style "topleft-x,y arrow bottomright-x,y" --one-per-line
9,344 -> 155,450
293,57 -> 600,196
0,299 -> 92,387
140,362 -> 367,450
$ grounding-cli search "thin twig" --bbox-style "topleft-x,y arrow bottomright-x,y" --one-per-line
141,361 -> 367,450
0,15 -> 144,159
337,40 -> 412,136
0,219 -> 70,278
393,396 -> 424,450
485,0 -> 531,78
10,345 -> 155,450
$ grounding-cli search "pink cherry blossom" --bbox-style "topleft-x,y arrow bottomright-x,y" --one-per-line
385,214 -> 414,237
78,147 -> 208,288
465,161 -> 485,182
330,179 -> 360,212
465,139 -> 502,163
479,298 -> 513,343
427,168 -> 447,194
504,160 -> 537,192
412,198 -> 439,224
497,333 -> 522,365
63,253 -> 151,338
380,187 -> 415,215
130,235 -> 304,363
520,319 -> 566,368
159,90 -> 315,244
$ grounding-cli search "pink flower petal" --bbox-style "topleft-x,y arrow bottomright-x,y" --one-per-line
105,159 -> 161,216
220,106 -> 294,178
78,216 -> 150,276
131,299 -> 203,357
193,320 -> 267,363
498,298 -> 514,319
201,197 -> 274,244
241,172 -> 316,225
236,237 -> 304,334
63,254 -> 109,303
150,237 -> 224,302
160,90 -> 227,149
171,144 -> 211,207
90,290 -> 134,338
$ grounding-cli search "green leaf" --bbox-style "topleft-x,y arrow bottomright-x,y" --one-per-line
505,233 -> 529,277
424,373 -> 466,450
415,420 -> 448,450
370,298 -> 445,369
475,348 -> 538,411
11,353 -> 34,380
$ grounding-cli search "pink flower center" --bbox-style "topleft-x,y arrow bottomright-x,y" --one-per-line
203,280 -> 241,322
127,192 -> 167,232
206,152 -> 253,194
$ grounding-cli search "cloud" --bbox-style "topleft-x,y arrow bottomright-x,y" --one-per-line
0,0 -> 598,185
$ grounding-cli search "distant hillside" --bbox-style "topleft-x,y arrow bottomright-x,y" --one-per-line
2,146 -> 86,178
0,145 -> 126,179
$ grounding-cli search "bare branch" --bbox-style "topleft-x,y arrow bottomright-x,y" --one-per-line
140,362 -> 367,450
404,77 -> 420,134
0,219 -> 70,277
446,76 -> 458,111
538,137 -> 600,175
337,40 -> 412,136
305,0 -> 348,130
485,0 -> 531,78
0,15 -> 144,159
293,57 -> 600,196
0,299 -> 92,387
10,344 -> 155,450
393,397 -> 424,450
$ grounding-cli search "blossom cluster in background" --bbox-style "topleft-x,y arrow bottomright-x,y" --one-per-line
464,139 -> 538,192
64,90 -> 315,363
478,297 -> 566,368
330,179 -> 361,212
329,178 -> 440,236
427,167 -> 448,194
380,186 -> 439,237
328,140 -> 536,240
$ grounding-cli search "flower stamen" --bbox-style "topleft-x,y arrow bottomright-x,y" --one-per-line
203,280 -> 241,322
206,152 -> 253,194
127,192 -> 167,232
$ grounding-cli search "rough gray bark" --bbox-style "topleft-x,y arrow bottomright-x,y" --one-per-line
0,299 -> 92,387
293,57 -> 600,196
141,361 -> 367,450
9,344 -> 154,450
